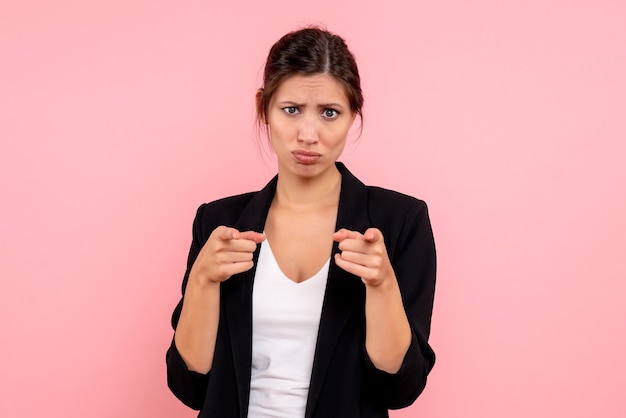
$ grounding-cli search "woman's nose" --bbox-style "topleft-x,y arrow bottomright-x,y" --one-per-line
297,117 -> 319,143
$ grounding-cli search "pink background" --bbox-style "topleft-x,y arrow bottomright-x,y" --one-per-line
1,1 -> 625,417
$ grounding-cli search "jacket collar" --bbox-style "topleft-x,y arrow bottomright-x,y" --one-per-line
223,162 -> 370,417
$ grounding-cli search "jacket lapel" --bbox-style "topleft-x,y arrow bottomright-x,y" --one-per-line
221,175 -> 277,418
305,163 -> 370,418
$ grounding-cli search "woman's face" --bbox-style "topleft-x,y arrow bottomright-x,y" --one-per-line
266,73 -> 356,180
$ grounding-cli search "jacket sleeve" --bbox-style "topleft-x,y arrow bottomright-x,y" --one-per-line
361,199 -> 437,409
165,204 -> 211,410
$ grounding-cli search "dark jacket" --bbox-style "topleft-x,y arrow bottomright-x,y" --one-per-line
166,163 -> 436,417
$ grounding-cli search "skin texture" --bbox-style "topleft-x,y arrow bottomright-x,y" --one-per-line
174,73 -> 411,376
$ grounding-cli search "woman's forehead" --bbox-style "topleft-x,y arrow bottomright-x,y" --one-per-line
273,74 -> 349,104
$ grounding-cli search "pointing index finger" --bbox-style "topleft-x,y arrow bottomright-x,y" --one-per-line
218,226 -> 240,240
239,231 -> 266,244
363,228 -> 383,243
333,228 -> 365,242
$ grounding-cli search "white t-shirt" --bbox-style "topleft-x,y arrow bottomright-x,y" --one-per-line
248,240 -> 329,418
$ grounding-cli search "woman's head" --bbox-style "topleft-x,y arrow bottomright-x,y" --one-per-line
256,27 -> 363,126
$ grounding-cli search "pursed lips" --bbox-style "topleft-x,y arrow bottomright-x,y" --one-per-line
292,150 -> 321,164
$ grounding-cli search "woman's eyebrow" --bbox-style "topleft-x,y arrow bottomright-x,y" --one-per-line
317,102 -> 345,109
276,100 -> 346,110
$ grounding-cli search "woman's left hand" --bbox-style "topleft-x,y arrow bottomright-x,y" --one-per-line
333,228 -> 395,287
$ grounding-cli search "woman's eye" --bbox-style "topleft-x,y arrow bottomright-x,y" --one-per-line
283,107 -> 299,115
322,109 -> 339,119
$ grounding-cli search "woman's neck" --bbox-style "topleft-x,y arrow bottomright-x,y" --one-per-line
274,165 -> 341,209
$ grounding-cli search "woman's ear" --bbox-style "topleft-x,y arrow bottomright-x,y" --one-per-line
256,88 -> 266,124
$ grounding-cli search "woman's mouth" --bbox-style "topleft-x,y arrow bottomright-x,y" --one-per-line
292,150 -> 321,164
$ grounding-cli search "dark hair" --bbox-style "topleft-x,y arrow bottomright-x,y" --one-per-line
257,27 -> 363,128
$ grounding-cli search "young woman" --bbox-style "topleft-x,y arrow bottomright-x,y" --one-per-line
167,27 -> 436,418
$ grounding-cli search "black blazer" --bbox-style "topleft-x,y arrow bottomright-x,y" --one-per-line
167,163 -> 436,418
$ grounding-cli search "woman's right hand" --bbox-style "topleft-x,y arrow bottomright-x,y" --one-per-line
189,226 -> 265,286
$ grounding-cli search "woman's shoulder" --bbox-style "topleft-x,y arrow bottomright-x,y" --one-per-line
193,191 -> 260,226
339,162 -> 428,212
364,185 -> 431,239
365,185 -> 428,213
202,191 -> 258,210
